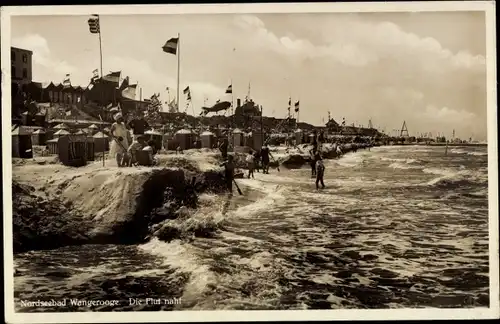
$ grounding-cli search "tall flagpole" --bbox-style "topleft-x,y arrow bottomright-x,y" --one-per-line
297,97 -> 300,127
97,15 -> 105,167
176,33 -> 180,113
231,79 -> 234,149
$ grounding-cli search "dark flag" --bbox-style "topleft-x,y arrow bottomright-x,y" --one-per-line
87,15 -> 100,34
294,100 -> 300,112
62,74 -> 71,89
225,84 -> 232,94
103,71 -> 121,83
288,97 -> 291,107
183,86 -> 190,95
162,37 -> 179,55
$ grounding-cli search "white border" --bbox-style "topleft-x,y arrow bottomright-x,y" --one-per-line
2,2 -> 498,323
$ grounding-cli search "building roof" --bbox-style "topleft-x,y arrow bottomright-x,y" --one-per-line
54,129 -> 70,136
32,129 -> 46,134
12,125 -> 31,136
145,129 -> 162,135
93,131 -> 108,138
53,123 -> 69,129
11,46 -> 33,54
175,129 -> 193,135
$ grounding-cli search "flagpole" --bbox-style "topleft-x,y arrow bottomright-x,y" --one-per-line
96,15 -> 104,169
297,98 -> 300,127
231,79 -> 234,149
176,32 -> 180,113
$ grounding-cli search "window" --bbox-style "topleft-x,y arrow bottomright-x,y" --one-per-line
22,54 -> 28,63
11,66 -> 16,78
11,51 -> 16,61
22,68 -> 28,79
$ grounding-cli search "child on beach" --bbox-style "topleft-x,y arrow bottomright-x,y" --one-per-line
126,135 -> 147,166
315,153 -> 326,190
246,151 -> 255,179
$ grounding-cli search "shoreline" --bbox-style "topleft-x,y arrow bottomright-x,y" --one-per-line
12,142 -> 373,254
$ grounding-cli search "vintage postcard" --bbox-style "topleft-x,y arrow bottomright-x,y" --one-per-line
2,1 -> 498,323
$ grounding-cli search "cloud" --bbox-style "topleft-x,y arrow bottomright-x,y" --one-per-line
230,14 -> 487,139
12,34 -> 77,77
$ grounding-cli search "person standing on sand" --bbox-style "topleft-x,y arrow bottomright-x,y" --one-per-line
315,153 -> 326,190
127,110 -> 150,141
126,134 -> 147,166
246,151 -> 255,179
110,112 -> 129,167
219,138 -> 228,160
220,154 -> 236,195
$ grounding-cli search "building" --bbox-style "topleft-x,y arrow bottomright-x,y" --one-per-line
11,46 -> 33,85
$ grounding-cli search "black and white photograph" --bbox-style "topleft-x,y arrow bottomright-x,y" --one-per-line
2,2 -> 498,323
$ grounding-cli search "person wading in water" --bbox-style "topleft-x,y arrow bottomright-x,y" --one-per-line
246,150 -> 255,179
220,154 -> 236,195
260,145 -> 273,174
315,153 -> 326,190
110,112 -> 129,167
253,149 -> 261,173
309,147 -> 319,177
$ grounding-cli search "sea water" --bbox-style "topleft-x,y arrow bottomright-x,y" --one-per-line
14,145 -> 489,311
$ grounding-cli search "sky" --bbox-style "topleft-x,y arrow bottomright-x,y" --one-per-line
11,11 -> 488,140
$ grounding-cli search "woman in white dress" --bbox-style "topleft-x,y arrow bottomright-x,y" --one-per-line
109,112 -> 130,167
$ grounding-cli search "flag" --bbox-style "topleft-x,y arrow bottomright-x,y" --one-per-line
62,74 -> 71,88
88,15 -> 100,34
216,99 -> 220,104
288,97 -> 291,107
225,84 -> 232,94
121,84 -> 137,100
119,76 -> 129,90
162,37 -> 179,55
102,71 -> 121,83
294,100 -> 300,112
183,86 -> 190,95
168,98 -> 177,112
187,93 -> 192,101
91,69 -> 100,84
166,87 -> 170,91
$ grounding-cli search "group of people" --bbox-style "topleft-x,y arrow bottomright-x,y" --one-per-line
244,145 -> 273,179
220,142 -> 327,196
110,111 -> 156,167
219,144 -> 275,195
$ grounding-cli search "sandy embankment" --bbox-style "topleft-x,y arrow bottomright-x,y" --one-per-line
12,151 -> 233,253
12,144 -> 372,253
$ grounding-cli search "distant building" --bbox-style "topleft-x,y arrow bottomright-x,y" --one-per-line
11,46 -> 33,85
